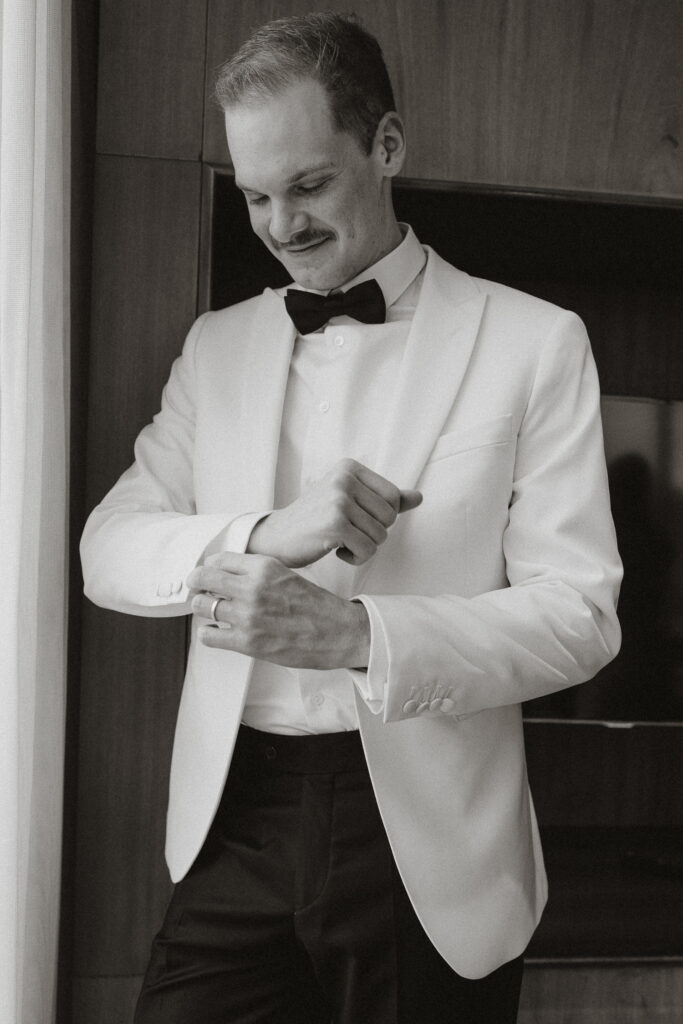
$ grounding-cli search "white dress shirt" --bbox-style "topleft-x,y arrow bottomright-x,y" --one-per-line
221,225 -> 426,734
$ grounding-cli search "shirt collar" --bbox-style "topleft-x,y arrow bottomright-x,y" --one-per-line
342,224 -> 426,309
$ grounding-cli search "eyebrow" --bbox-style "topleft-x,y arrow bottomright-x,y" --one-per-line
235,163 -> 335,193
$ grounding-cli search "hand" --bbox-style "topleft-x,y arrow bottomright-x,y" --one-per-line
187,552 -> 372,669
247,458 -> 422,568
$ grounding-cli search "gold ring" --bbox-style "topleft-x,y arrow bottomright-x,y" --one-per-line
209,597 -> 222,622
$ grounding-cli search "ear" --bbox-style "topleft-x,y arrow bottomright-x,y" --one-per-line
372,112 -> 406,178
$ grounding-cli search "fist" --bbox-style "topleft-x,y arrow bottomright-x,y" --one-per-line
247,458 -> 422,568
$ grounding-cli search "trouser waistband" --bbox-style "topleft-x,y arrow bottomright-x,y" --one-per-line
232,724 -> 367,774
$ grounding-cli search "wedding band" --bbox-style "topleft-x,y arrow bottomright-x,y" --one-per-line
209,597 -> 222,622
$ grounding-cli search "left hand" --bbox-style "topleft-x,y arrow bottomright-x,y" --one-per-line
186,552 -> 371,669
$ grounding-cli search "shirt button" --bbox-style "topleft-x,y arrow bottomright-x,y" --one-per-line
319,399 -> 330,413
334,335 -> 345,347
313,693 -> 325,708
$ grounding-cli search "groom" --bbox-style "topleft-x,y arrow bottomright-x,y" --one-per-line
81,12 -> 621,1023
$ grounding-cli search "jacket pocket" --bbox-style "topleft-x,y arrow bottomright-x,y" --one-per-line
427,414 -> 513,464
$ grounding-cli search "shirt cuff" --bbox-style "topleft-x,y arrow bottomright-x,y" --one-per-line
202,511 -> 271,559
346,595 -> 389,715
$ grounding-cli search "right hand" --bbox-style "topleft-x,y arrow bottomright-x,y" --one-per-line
247,458 -> 422,568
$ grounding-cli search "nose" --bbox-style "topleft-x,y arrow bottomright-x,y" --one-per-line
268,200 -> 308,245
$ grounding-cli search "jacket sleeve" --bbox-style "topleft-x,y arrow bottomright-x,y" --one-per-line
355,312 -> 623,722
80,313 -> 255,617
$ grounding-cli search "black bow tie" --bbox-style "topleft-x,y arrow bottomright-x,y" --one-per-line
284,279 -> 386,334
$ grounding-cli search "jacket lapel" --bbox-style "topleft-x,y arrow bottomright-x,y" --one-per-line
235,287 -> 296,508
373,248 -> 487,489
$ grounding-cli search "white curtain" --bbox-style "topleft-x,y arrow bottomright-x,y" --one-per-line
0,0 -> 70,1021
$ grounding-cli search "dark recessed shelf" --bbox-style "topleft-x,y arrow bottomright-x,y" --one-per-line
528,827 -> 683,961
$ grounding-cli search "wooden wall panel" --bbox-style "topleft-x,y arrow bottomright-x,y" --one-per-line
85,154 -> 202,494
518,965 -> 683,1024
74,610 -> 181,975
97,0 -> 208,159
525,723 -> 683,828
70,965 -> 683,1024
204,0 -> 683,198
74,154 -> 202,981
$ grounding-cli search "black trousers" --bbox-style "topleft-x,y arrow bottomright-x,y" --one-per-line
135,726 -> 523,1023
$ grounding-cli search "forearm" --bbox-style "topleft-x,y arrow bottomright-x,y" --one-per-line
357,578 -> 621,723
81,503 -> 246,615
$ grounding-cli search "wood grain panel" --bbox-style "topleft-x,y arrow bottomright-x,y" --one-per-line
203,0 -> 683,198
97,0 -> 208,159
73,609 -> 180,976
86,154 -> 201,500
519,964 -> 683,1023
75,154 -> 201,976
524,723 -> 683,827
70,965 -> 683,1024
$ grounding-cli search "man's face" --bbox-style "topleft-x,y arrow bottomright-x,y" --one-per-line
225,77 -> 401,291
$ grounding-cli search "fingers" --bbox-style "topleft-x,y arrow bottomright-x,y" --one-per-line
398,488 -> 423,513
191,591 -> 233,625
333,525 -> 377,565
319,460 -> 423,565
348,461 -> 403,512
204,551 -> 251,572
186,564 -> 244,596
343,461 -> 422,518
350,479 -> 398,529
186,552 -> 266,618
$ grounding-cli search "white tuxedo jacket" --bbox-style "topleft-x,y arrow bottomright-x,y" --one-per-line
81,247 -> 621,979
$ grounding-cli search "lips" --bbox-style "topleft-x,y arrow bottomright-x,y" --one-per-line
283,237 -> 330,254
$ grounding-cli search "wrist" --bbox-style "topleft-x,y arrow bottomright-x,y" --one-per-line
345,599 -> 371,669
246,513 -> 274,556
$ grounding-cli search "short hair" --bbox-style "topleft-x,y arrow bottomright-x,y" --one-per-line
215,12 -> 396,154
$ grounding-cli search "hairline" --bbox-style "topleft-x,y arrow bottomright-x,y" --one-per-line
222,73 -> 379,156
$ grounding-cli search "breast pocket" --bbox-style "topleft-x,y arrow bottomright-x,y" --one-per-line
427,414 -> 513,465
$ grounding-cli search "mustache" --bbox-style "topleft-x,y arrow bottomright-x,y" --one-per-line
271,229 -> 332,252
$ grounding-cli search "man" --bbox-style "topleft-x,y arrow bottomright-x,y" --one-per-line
81,12 -> 622,1023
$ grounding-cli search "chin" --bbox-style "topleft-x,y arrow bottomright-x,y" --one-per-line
290,267 -> 343,291
280,250 -> 350,292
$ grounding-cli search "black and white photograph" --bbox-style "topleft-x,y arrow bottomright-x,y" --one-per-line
1,2 -> 681,1022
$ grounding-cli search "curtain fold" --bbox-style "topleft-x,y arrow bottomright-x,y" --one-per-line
0,0 -> 70,1021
